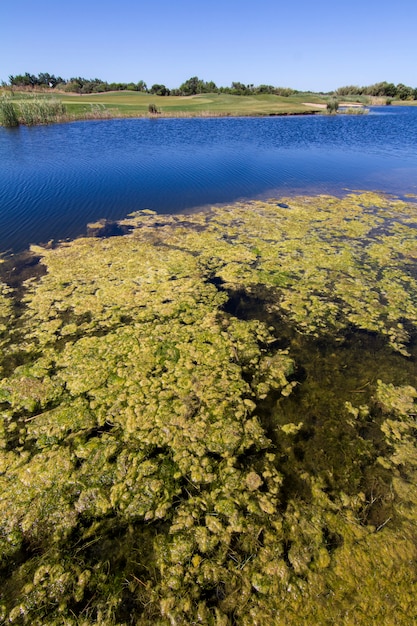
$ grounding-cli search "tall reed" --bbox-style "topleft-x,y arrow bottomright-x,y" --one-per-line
326,99 -> 339,114
0,96 -> 68,126
17,97 -> 67,125
0,97 -> 19,127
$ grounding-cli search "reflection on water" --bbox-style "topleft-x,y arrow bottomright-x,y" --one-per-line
1,107 -> 417,252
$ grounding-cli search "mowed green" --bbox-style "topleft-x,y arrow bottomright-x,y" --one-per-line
58,90 -> 327,117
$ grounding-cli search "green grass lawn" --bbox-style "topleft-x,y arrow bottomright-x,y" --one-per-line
68,91 -> 327,116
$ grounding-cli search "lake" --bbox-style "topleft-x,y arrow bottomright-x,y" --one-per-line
1,106 -> 417,254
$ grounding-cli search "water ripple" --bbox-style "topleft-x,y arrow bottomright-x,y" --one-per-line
1,107 -> 417,253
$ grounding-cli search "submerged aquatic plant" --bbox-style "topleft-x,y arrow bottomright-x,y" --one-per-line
0,192 -> 417,624
342,106 -> 369,114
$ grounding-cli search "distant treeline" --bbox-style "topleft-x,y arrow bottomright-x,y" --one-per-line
4,73 -> 301,96
335,81 -> 417,100
5,73 -> 417,100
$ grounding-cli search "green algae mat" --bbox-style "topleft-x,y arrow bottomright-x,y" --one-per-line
1,192 -> 417,625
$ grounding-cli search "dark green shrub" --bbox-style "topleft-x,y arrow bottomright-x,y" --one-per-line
326,99 -> 339,114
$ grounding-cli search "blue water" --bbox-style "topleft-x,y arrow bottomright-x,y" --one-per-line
1,106 -> 417,253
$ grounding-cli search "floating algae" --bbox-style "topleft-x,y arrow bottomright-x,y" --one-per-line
0,192 -> 417,624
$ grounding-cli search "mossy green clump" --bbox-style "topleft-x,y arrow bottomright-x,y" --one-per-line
1,193 -> 417,624
0,280 -> 14,367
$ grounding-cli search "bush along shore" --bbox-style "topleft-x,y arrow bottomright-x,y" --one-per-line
1,191 -> 417,624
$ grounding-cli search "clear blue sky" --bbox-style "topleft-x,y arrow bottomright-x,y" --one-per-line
2,0 -> 416,92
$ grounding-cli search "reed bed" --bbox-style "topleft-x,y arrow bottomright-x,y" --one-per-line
0,96 -> 68,126
0,97 -> 19,126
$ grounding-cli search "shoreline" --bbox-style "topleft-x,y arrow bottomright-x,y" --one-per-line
0,107 -> 324,127
2,88 -> 415,127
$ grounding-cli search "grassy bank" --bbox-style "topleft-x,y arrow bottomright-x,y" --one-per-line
2,90 -> 414,125
1,192 -> 417,624
0,90 -> 328,123
3,88 -> 417,126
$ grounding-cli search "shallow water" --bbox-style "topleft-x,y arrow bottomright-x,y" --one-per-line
1,106 -> 417,253
1,192 -> 417,624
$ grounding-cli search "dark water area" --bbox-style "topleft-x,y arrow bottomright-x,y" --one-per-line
1,106 -> 417,253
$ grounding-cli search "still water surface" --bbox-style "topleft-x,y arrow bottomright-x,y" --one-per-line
1,106 -> 417,253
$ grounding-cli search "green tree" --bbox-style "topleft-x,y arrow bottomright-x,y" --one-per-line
179,76 -> 202,95
178,76 -> 217,95
150,84 -> 170,96
396,83 -> 413,100
230,81 -> 250,94
205,80 -> 218,93
136,80 -> 147,92
9,73 -> 32,87
381,82 -> 397,97
256,84 -> 275,94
